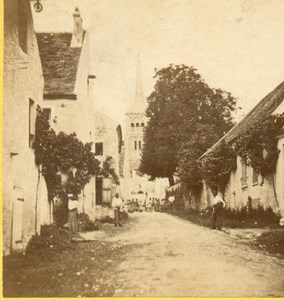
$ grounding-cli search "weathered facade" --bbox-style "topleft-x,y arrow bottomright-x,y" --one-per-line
200,82 -> 284,216
94,111 -> 122,218
3,0 -> 49,255
36,8 -> 97,220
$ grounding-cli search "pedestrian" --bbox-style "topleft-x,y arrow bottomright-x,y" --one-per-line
168,195 -> 175,213
68,193 -> 79,241
211,190 -> 226,230
112,193 -> 123,227
146,197 -> 152,212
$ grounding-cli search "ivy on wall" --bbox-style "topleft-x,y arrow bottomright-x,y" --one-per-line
202,141 -> 237,193
34,106 -> 101,200
234,113 -> 284,178
101,156 -> 120,185
201,113 -> 284,194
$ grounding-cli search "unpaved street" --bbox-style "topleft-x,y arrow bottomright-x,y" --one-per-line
87,212 -> 284,297
4,212 -> 284,297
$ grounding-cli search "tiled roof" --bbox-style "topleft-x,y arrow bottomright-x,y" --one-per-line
201,81 -> 284,158
36,32 -> 83,98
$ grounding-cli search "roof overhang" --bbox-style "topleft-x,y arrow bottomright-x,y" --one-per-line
43,93 -> 77,100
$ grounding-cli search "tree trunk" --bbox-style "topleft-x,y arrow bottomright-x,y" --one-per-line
168,174 -> 175,186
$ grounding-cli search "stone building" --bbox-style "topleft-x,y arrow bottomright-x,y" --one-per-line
3,0 -> 49,255
36,7 -> 97,220
122,54 -> 169,200
200,81 -> 284,216
94,110 -> 122,217
123,54 -> 148,197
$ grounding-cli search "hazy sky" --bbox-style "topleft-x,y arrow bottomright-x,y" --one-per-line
33,0 -> 284,124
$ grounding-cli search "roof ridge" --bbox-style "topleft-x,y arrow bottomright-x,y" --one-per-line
200,81 -> 284,159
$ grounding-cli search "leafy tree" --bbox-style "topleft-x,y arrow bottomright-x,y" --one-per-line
139,64 -> 237,187
177,124 -> 221,192
34,106 -> 101,201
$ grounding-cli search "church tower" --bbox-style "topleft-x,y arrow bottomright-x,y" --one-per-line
124,53 -> 147,192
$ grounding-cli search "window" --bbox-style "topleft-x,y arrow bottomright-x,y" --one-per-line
136,123 -> 139,127
29,99 -> 35,148
139,141 -> 142,150
18,0 -> 28,54
131,123 -> 134,132
252,168 -> 258,185
95,142 -> 103,156
134,141 -> 137,150
141,123 -> 144,127
241,159 -> 247,187
43,108 -> 51,122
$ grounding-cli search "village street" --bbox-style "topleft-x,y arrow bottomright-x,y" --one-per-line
4,211 -> 284,297
82,212 -> 284,297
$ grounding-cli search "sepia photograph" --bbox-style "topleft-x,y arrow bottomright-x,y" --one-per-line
2,0 -> 284,297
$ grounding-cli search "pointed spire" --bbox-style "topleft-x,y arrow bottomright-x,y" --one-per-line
127,52 -> 147,113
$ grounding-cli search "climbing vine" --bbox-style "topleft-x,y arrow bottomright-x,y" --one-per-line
202,141 -> 237,193
34,106 -> 101,200
201,113 -> 284,194
234,113 -> 284,178
101,156 -> 120,185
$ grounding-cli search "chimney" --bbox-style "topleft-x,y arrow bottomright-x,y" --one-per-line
70,7 -> 83,47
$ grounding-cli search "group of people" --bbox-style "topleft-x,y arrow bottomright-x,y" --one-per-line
126,197 -> 165,213
67,189 -> 227,240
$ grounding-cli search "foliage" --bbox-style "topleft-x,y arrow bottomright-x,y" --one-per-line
177,124 -> 222,193
78,213 -> 100,232
171,206 -> 281,229
202,141 -> 237,193
255,230 -> 284,256
234,113 -> 284,178
101,156 -> 120,185
139,64 -> 237,186
34,106 -> 101,200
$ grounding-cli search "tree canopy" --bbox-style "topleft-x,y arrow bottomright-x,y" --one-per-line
139,64 -> 237,189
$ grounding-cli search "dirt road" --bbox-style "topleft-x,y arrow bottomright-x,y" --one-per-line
4,211 -> 284,297
90,211 -> 284,297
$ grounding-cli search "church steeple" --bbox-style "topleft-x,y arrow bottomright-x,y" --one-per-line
127,52 -> 147,113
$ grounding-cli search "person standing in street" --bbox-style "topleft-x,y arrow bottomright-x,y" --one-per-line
68,193 -> 79,241
211,190 -> 226,230
112,193 -> 123,227
168,195 -> 175,213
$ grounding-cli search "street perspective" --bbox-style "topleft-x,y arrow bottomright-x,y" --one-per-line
2,0 -> 284,298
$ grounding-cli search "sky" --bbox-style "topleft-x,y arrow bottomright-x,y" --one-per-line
32,0 -> 284,124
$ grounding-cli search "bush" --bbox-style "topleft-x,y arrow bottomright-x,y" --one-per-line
26,225 -> 73,255
78,213 -> 100,232
172,205 -> 281,229
255,230 -> 284,255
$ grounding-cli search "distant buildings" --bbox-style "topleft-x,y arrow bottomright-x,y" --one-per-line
94,110 -> 122,218
122,54 -> 169,200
